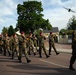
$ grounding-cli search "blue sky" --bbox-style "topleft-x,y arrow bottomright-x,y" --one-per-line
0,0 -> 76,33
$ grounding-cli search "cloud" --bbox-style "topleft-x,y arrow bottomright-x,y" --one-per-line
0,0 -> 17,33
41,0 -> 76,30
0,0 -> 76,33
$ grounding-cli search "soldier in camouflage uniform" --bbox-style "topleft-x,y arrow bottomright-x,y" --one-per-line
5,33 -> 11,56
69,30 -> 76,71
2,34 -> 6,56
38,32 -> 49,58
28,33 -> 36,55
48,32 -> 59,55
18,31 -> 31,63
32,34 -> 38,52
0,34 -> 4,54
12,33 -> 19,59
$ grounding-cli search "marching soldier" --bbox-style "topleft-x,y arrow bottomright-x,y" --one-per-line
32,34 -> 38,52
69,30 -> 76,71
2,34 -> 6,56
38,32 -> 50,58
28,33 -> 36,55
0,34 -> 4,54
18,31 -> 31,63
48,32 -> 59,55
5,33 -> 11,56
12,33 -> 19,59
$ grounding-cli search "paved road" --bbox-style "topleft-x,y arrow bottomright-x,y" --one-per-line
0,50 -> 76,75
44,40 -> 72,53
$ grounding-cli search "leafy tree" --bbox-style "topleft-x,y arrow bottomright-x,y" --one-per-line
59,29 -> 67,35
16,1 -> 52,33
2,27 -> 8,36
66,15 -> 76,36
66,15 -> 76,43
8,25 -> 15,36
67,15 -> 76,30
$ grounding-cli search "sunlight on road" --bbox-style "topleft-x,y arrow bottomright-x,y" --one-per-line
40,59 -> 68,68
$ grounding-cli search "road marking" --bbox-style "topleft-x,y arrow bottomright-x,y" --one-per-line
40,59 -> 68,68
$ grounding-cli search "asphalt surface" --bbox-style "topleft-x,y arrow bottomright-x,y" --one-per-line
0,43 -> 76,75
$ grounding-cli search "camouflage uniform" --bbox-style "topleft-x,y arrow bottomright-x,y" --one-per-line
0,35 -> 4,54
18,32 -> 31,63
2,36 -> 6,56
32,34 -> 38,52
28,33 -> 36,55
12,34 -> 19,59
5,34 -> 11,56
69,30 -> 76,71
38,32 -> 49,58
48,32 -> 59,55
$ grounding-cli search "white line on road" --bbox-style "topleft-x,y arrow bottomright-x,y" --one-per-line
40,59 -> 68,68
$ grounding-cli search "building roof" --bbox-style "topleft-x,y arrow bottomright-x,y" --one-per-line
44,27 -> 59,33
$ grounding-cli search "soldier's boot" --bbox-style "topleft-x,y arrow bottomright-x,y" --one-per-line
4,49 -> 6,56
18,56 -> 20,60
26,59 -> 31,63
0,48 -> 2,54
28,50 -> 31,55
34,52 -> 36,56
45,52 -> 50,58
69,64 -> 75,71
12,53 -> 14,59
49,52 -> 51,55
56,52 -> 60,55
28,52 -> 31,55
18,56 -> 22,63
4,53 -> 6,56
8,51 -> 11,56
39,50 -> 42,58
46,55 -> 50,58
54,48 -> 60,55
39,55 -> 42,58
28,48 -> 31,55
49,49 -> 51,55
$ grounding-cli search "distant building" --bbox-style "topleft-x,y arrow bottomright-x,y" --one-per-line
44,27 -> 59,36
43,27 -> 72,44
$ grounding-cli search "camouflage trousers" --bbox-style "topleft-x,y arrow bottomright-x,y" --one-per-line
12,45 -> 19,59
18,47 -> 30,62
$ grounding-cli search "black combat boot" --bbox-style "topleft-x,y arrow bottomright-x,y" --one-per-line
69,64 -> 75,71
12,53 -> 14,59
46,55 -> 50,58
18,56 -> 22,63
39,55 -> 42,58
34,53 -> 36,55
56,52 -> 60,55
27,59 -> 31,63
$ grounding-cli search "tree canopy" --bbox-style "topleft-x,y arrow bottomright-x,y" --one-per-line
8,25 -> 15,36
16,1 -> 52,33
59,28 -> 67,35
2,27 -> 8,36
1,25 -> 15,36
67,15 -> 76,30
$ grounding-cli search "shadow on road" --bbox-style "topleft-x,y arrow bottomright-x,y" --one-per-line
7,63 -> 76,75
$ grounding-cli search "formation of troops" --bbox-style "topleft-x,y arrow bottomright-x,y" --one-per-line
0,30 -> 59,63
1,29 -> 76,71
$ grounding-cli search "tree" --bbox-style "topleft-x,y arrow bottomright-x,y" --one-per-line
2,27 -> 8,36
16,1 -> 52,33
8,25 -> 15,36
66,15 -> 76,43
59,28 -> 67,35
67,15 -> 76,30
